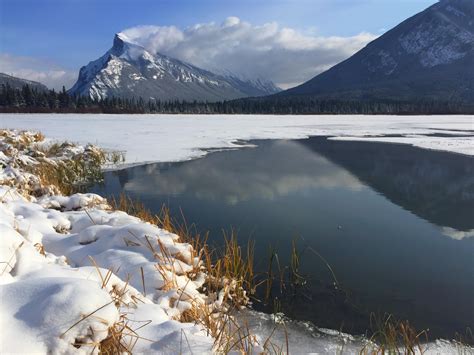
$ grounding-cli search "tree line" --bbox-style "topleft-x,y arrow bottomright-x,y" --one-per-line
1,83 -> 472,115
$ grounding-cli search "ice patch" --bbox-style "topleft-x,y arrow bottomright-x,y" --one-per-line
0,115 -> 472,170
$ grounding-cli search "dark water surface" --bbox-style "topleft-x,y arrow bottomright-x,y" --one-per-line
91,137 -> 474,340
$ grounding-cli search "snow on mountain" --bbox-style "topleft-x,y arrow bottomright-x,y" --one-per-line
398,1 -> 474,68
280,0 -> 474,102
69,33 -> 280,102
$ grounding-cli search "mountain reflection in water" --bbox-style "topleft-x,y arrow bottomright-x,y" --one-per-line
91,137 -> 474,340
302,138 -> 474,233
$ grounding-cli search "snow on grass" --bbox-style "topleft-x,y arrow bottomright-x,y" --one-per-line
0,115 -> 472,170
237,309 -> 472,355
0,131 -> 215,353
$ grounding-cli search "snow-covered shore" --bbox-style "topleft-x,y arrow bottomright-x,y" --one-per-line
0,115 -> 472,170
1,129 -> 472,354
0,130 -> 218,353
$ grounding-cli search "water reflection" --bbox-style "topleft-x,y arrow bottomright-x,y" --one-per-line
118,140 -> 363,205
92,137 -> 474,339
440,227 -> 474,240
301,138 -> 474,232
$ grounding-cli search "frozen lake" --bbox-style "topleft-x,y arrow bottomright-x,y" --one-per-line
0,114 -> 472,165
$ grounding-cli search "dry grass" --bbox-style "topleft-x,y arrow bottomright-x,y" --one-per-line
453,328 -> 474,355
109,194 -> 158,225
98,315 -> 138,355
35,141 -> 66,157
0,130 -> 124,196
34,160 -> 96,195
201,231 -> 256,308
0,129 -> 45,150
179,300 -> 289,354
154,203 -> 257,308
108,193 -> 286,353
32,145 -> 124,195
110,194 -> 257,308
61,259 -> 147,354
360,313 -> 428,355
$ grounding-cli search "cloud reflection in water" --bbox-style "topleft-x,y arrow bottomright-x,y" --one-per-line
121,140 -> 364,205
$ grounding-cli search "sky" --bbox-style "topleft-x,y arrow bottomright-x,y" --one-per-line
0,0 -> 437,90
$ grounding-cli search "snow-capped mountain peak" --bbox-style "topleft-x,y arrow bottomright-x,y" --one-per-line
69,33 -> 280,101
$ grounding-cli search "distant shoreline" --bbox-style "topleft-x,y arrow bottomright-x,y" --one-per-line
2,83 -> 473,115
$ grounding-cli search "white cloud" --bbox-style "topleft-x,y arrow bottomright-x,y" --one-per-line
0,54 -> 77,90
0,18 -> 377,90
121,18 -> 378,88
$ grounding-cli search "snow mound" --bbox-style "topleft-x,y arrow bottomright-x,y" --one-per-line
0,131 -> 215,353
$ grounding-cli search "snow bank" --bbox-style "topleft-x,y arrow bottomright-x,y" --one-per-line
237,310 -> 472,355
0,130 -> 214,353
0,115 -> 472,170
0,277 -> 119,354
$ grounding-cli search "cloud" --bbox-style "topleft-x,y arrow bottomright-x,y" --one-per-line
0,54 -> 77,90
121,18 -> 377,88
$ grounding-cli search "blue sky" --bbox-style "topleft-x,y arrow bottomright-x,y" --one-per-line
0,0 -> 437,89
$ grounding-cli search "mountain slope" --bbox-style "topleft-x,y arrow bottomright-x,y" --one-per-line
279,0 -> 474,103
69,34 -> 280,102
0,73 -> 48,92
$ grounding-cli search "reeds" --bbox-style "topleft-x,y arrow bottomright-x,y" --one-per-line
109,193 -> 158,225
106,193 -> 471,355
0,130 -> 125,196
453,328 -> 474,354
32,145 -> 124,195
110,194 -> 257,307
98,315 -> 139,355
202,231 -> 256,308
108,194 -> 283,353
360,313 -> 428,355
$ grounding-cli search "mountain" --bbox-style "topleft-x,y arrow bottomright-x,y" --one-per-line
0,73 -> 48,92
279,0 -> 474,103
69,33 -> 280,102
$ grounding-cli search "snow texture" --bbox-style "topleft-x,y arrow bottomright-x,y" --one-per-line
0,131 -> 214,354
0,115 -> 472,170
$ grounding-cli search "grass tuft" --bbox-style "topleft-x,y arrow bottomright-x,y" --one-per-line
32,144 -> 124,195
0,130 -> 124,196
108,194 -> 276,352
360,313 -> 428,354
98,315 -> 139,355
109,193 -> 157,224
